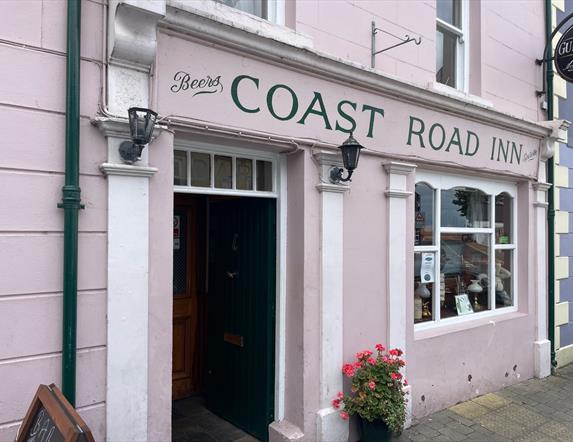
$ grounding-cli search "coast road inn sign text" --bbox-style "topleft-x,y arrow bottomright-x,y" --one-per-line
555,24 -> 573,82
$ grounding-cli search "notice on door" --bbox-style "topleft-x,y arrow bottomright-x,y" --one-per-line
174,216 -> 180,250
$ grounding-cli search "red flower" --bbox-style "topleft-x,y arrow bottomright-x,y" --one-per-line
332,399 -> 340,409
389,348 -> 403,357
340,411 -> 349,420
375,344 -> 385,352
404,379 -> 409,386
391,372 -> 403,380
368,381 -> 376,390
368,357 -> 376,365
354,361 -> 361,368
363,350 -> 373,357
356,351 -> 364,360
342,363 -> 355,377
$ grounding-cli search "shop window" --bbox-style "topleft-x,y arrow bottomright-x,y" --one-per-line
436,0 -> 467,90
174,148 -> 276,195
414,175 -> 516,326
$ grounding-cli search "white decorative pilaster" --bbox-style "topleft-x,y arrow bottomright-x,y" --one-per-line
384,161 -> 416,427
313,150 -> 349,442
95,118 -> 161,442
534,181 -> 552,378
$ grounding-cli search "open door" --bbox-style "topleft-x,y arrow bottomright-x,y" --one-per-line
206,197 -> 276,441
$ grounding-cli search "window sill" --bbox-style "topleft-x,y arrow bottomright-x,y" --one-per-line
414,307 -> 526,341
168,0 -> 313,50
428,82 -> 493,109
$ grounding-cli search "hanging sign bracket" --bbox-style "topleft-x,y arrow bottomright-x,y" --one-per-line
371,21 -> 422,68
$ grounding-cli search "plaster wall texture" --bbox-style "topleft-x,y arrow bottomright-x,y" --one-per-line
0,1 -> 107,440
293,0 -> 545,121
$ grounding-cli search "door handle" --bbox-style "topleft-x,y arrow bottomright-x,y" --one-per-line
226,271 -> 239,279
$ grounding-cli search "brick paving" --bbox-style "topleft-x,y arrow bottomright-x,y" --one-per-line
399,364 -> 573,441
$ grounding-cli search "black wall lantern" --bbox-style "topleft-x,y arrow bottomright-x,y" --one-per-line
119,107 -> 158,164
329,133 -> 364,183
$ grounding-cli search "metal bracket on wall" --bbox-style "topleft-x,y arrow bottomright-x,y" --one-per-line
371,21 -> 422,68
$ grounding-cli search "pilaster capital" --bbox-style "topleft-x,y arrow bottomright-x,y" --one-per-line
312,149 -> 350,193
384,161 -> 416,198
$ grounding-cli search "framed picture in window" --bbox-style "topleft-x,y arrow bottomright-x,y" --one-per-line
455,294 -> 473,316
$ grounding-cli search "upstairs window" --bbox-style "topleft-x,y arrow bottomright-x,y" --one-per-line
215,0 -> 268,19
436,0 -> 466,90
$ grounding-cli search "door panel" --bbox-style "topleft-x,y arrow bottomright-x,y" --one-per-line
206,198 -> 276,442
172,197 -> 206,400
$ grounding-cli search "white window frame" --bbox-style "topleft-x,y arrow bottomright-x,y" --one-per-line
436,0 -> 469,93
173,142 -> 279,198
414,171 -> 518,331
212,0 -> 285,25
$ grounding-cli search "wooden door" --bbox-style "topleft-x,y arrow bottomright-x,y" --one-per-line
206,197 -> 276,442
172,196 -> 206,400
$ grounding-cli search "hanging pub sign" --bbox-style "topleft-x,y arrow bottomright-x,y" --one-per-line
16,384 -> 94,442
555,24 -> 573,82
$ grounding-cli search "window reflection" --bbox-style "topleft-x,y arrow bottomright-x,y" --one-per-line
415,183 -> 434,246
495,193 -> 512,244
441,187 -> 490,228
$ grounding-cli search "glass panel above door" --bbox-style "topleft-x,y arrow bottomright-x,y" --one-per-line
215,155 -> 233,189
190,152 -> 211,187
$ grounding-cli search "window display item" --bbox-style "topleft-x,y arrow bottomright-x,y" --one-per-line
415,282 -> 431,299
455,294 -> 473,316
414,295 -> 423,321
420,253 -> 435,283
468,279 -> 483,310
495,262 -> 512,306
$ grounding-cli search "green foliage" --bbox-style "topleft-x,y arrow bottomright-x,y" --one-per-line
333,345 -> 407,434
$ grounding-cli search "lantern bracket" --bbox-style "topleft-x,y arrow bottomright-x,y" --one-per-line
330,167 -> 354,184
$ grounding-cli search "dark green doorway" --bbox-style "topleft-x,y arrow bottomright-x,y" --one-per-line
172,194 -> 276,442
206,197 -> 276,442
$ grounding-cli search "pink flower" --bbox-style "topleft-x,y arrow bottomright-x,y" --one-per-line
389,348 -> 403,357
337,391 -> 344,399
368,357 -> 376,365
375,344 -> 385,352
356,352 -> 364,360
340,411 -> 349,420
332,399 -> 340,409
391,372 -> 403,380
342,363 -> 355,377
404,379 -> 409,386
368,381 -> 376,390
354,361 -> 361,368
363,350 -> 373,357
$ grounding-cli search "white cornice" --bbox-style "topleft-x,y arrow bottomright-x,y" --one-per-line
100,162 -> 158,178
159,6 -> 552,140
316,182 -> 349,194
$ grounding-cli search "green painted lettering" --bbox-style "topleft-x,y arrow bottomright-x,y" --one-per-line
490,137 -> 496,160
335,100 -> 357,134
297,92 -> 332,129
231,75 -> 260,114
407,116 -> 425,147
429,123 -> 446,150
510,142 -> 522,164
465,131 -> 479,156
361,104 -> 384,138
445,127 -> 463,154
496,138 -> 509,162
267,84 -> 299,121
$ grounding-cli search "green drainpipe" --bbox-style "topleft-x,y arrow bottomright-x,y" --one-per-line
58,0 -> 83,405
546,0 -> 557,371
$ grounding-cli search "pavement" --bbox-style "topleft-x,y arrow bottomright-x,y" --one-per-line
399,363 -> 573,442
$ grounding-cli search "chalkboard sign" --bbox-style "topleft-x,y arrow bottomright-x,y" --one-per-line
16,384 -> 94,442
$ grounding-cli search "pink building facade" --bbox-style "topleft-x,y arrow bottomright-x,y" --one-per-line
0,1 -> 567,441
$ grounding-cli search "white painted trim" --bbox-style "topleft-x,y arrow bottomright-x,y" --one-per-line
313,152 -> 349,441
159,7 -> 552,140
274,154 -> 288,421
100,163 -> 158,177
106,172 -> 152,442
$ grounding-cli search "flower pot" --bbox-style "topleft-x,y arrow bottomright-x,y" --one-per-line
359,418 -> 393,442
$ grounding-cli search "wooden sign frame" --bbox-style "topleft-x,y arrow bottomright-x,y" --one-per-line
16,384 -> 94,442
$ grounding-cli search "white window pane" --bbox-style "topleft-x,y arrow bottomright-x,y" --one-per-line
414,252 -> 436,323
436,29 -> 457,88
191,152 -> 211,187
215,0 -> 265,18
174,150 -> 187,186
441,188 -> 490,228
437,0 -> 460,27
495,250 -> 513,308
441,233 -> 491,316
